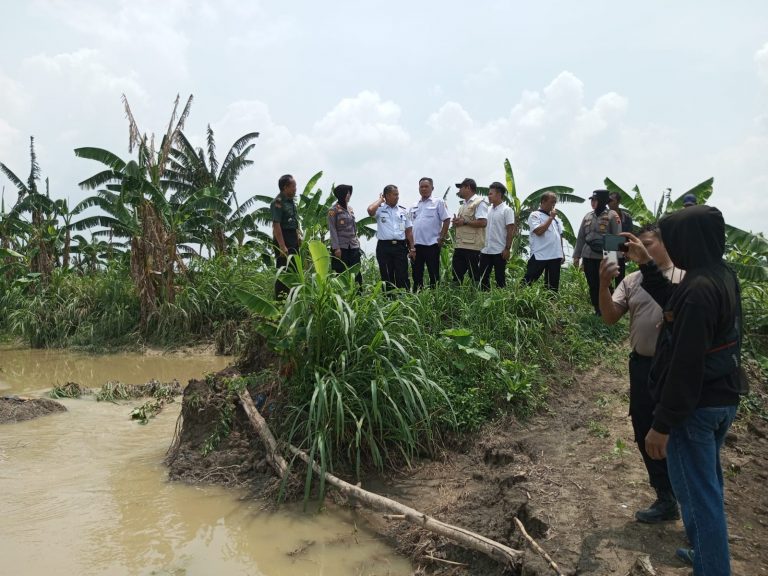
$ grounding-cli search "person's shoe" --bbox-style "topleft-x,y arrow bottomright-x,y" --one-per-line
635,489 -> 680,523
675,547 -> 694,566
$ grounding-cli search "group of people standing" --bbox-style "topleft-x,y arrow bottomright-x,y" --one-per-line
270,173 -> 568,295
271,173 -> 742,575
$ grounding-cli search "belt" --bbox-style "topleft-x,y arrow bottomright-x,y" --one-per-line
379,239 -> 406,245
630,350 -> 653,361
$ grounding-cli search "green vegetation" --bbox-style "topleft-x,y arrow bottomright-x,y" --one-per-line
1,97 -> 766,500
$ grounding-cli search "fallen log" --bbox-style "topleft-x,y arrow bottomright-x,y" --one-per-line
237,390 -> 523,568
238,391 -> 288,478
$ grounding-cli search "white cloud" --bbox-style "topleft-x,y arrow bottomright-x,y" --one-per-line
313,91 -> 410,155
756,41 -> 768,84
23,50 -> 148,101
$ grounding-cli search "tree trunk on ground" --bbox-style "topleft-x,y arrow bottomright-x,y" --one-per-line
237,391 -> 523,569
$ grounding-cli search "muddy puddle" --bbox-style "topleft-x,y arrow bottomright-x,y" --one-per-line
0,347 -> 412,576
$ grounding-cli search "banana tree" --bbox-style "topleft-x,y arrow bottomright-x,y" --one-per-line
167,127 -> 260,256
477,158 -> 582,255
0,137 -> 58,282
74,94 -> 194,328
724,225 -> 768,282
603,177 -> 714,227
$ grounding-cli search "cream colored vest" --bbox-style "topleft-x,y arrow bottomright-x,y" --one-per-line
454,196 -> 486,250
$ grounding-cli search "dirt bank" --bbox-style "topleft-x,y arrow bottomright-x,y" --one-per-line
365,366 -> 768,575
0,396 -> 67,423
166,359 -> 768,575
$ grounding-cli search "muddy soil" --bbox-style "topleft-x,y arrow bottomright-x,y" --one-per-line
166,350 -> 768,575
165,367 -> 281,494
363,365 -> 768,575
0,396 -> 67,423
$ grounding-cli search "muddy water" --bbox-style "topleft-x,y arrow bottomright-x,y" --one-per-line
0,347 -> 412,576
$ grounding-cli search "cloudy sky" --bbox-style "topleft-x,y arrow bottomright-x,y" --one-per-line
2,0 -> 767,244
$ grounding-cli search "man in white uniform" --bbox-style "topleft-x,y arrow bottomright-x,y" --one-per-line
410,177 -> 450,290
523,192 -> 564,291
479,182 -> 516,290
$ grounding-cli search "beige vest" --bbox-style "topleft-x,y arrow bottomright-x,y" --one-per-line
454,196 -> 486,250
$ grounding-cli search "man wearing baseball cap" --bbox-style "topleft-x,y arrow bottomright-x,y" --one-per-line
451,178 -> 488,284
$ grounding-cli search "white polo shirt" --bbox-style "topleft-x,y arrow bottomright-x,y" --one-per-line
481,203 -> 515,254
527,210 -> 563,260
410,196 -> 450,246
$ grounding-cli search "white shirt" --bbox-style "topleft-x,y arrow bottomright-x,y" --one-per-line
410,196 -> 450,246
374,203 -> 412,241
527,210 -> 563,260
481,203 -> 515,254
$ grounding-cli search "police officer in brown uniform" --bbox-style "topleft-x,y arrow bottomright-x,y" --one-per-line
573,189 -> 620,315
327,184 -> 362,285
271,174 -> 301,299
451,178 -> 488,284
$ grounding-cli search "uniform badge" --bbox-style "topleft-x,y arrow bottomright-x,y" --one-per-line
339,219 -> 345,226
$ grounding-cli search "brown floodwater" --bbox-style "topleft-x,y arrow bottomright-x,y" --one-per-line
0,347 -> 412,576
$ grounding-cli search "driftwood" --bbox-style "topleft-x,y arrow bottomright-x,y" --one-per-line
513,517 -> 564,576
237,391 -> 523,568
238,391 -> 288,478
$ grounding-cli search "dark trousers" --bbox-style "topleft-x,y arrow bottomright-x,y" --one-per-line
413,243 -> 440,290
275,246 -> 299,299
376,240 -> 409,291
582,257 -> 602,314
331,247 -> 362,285
523,255 -> 562,291
452,248 -> 481,284
479,253 -> 506,290
629,352 -> 673,492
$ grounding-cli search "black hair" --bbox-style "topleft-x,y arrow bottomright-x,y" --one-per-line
489,181 -> 507,196
383,184 -> 398,196
608,191 -> 621,202
278,174 -> 294,192
419,177 -> 434,186
637,222 -> 659,237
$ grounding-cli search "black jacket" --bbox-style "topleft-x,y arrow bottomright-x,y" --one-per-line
640,205 -> 742,434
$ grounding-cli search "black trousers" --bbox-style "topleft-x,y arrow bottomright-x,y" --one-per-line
479,253 -> 506,290
629,352 -> 673,492
413,243 -> 440,290
523,255 -> 562,291
582,257 -> 602,314
275,246 -> 299,299
452,248 -> 481,284
376,240 -> 409,291
331,247 -> 362,285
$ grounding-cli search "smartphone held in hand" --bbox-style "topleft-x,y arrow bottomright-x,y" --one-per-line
604,250 -> 619,267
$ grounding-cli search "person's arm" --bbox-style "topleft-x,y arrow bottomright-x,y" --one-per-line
466,218 -> 487,228
532,210 -> 557,236
502,223 -> 515,261
367,196 -> 384,217
573,218 -> 585,266
327,211 -> 341,256
598,259 -> 626,325
439,218 -> 450,246
405,226 -> 416,259
272,222 -> 287,254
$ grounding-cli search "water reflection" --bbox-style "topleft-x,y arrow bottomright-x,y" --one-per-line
0,349 -> 412,575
